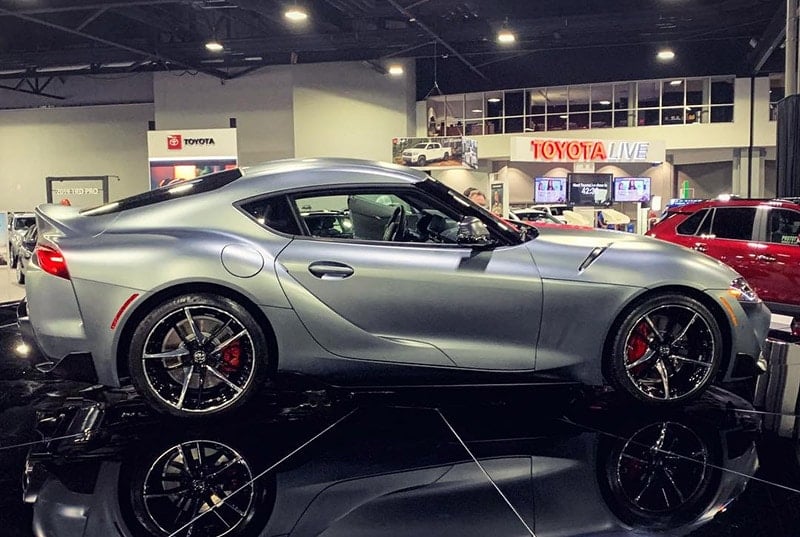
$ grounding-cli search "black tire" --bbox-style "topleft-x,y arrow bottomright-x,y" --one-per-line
417,155 -> 427,166
15,261 -> 24,284
605,294 -> 722,406
129,293 -> 267,418
442,152 -> 450,161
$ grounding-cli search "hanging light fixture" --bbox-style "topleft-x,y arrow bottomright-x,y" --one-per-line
657,48 -> 675,61
285,5 -> 309,22
205,39 -> 224,52
497,19 -> 516,44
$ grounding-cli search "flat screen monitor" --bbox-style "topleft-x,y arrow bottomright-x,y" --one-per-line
568,173 -> 612,206
533,177 -> 567,203
613,177 -> 651,203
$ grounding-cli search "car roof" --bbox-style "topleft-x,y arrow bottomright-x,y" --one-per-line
239,158 -> 429,190
667,198 -> 800,213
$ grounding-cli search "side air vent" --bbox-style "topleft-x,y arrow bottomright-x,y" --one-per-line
578,245 -> 609,272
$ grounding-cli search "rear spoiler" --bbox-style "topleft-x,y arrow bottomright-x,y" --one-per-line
35,203 -> 88,238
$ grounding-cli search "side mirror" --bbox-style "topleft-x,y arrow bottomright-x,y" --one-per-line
456,216 -> 495,249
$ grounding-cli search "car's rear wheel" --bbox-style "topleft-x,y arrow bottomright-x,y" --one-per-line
605,295 -> 722,405
129,293 -> 267,418
443,152 -> 450,161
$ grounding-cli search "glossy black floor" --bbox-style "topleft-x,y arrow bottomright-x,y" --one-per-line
2,302 -> 800,536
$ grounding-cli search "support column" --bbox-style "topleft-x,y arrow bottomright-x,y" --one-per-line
787,0 -> 798,96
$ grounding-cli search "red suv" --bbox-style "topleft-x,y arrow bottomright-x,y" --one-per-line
647,198 -> 800,317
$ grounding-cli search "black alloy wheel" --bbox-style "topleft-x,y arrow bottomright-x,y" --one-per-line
606,295 -> 722,405
129,294 -> 267,418
417,155 -> 427,166
599,419 -> 719,530
134,440 -> 256,537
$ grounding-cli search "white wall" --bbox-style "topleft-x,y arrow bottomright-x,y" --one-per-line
0,104 -> 153,211
153,68 -> 295,166
430,168 -> 491,198
292,60 -> 415,161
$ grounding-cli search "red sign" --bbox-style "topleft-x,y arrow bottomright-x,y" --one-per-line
530,139 -> 607,161
167,134 -> 183,150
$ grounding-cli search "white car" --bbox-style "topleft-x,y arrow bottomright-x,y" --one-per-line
7,211 -> 35,269
402,142 -> 450,166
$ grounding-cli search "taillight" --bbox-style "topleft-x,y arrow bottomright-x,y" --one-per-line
35,244 -> 70,280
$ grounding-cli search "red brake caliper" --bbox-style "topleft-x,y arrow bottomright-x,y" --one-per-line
626,322 -> 650,371
220,342 -> 241,373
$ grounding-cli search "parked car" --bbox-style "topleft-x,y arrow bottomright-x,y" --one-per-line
7,211 -> 35,268
509,208 -> 563,225
19,159 -> 770,418
647,198 -> 800,317
402,142 -> 450,166
15,223 -> 37,284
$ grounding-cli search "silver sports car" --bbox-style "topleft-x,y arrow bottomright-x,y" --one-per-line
19,158 -> 770,417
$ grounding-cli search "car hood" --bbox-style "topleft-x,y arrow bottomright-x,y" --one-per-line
527,226 -> 740,289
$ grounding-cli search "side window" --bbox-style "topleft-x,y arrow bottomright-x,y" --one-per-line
292,190 -> 462,244
767,208 -> 800,244
676,209 -> 709,235
240,196 -> 302,235
709,207 -> 756,240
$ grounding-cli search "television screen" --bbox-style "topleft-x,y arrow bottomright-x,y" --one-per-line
534,177 -> 567,203
613,177 -> 651,203
568,173 -> 612,206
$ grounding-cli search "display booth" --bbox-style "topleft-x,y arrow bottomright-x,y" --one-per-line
509,137 -> 667,231
146,128 -> 238,190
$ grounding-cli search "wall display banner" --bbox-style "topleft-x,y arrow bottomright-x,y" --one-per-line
46,176 -> 110,208
612,177 -> 651,203
510,137 -> 666,163
534,177 -> 568,203
392,136 -> 478,170
147,128 -> 238,189
490,182 -> 508,217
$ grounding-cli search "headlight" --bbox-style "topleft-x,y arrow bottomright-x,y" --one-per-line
728,277 -> 760,303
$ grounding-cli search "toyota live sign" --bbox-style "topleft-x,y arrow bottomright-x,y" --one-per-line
510,137 -> 666,163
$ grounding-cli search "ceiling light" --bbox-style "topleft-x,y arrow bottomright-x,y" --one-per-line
244,56 -> 263,61
285,5 -> 308,21
497,28 -> 516,43
0,69 -> 26,75
205,40 -> 223,52
487,97 -> 501,103
599,100 -> 611,105
559,115 -> 568,119
471,108 -> 482,113
388,65 -> 404,76
670,79 -> 683,86
657,49 -> 675,61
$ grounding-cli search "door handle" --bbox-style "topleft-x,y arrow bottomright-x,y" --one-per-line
308,261 -> 354,279
692,243 -> 707,252
756,254 -> 776,263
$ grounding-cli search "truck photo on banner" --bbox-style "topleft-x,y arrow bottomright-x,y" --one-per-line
147,128 -> 238,189
392,136 -> 478,170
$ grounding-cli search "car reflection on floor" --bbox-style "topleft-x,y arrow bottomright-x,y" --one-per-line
0,299 -> 799,537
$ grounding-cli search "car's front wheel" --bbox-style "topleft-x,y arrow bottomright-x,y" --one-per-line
605,294 -> 722,405
417,155 -> 427,166
129,293 -> 267,418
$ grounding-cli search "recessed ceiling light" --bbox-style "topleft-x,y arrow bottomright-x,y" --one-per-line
559,115 -> 568,119
244,56 -> 263,62
487,97 -> 501,103
471,108 -> 482,113
205,40 -> 223,52
599,100 -> 611,105
657,49 -> 675,61
285,6 -> 308,21
670,79 -> 683,86
497,28 -> 516,43
388,65 -> 404,76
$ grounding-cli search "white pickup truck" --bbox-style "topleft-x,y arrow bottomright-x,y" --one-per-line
402,142 -> 450,166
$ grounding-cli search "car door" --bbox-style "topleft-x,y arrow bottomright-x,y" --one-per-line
274,185 -> 543,371
750,207 -> 800,308
698,206 -> 759,279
